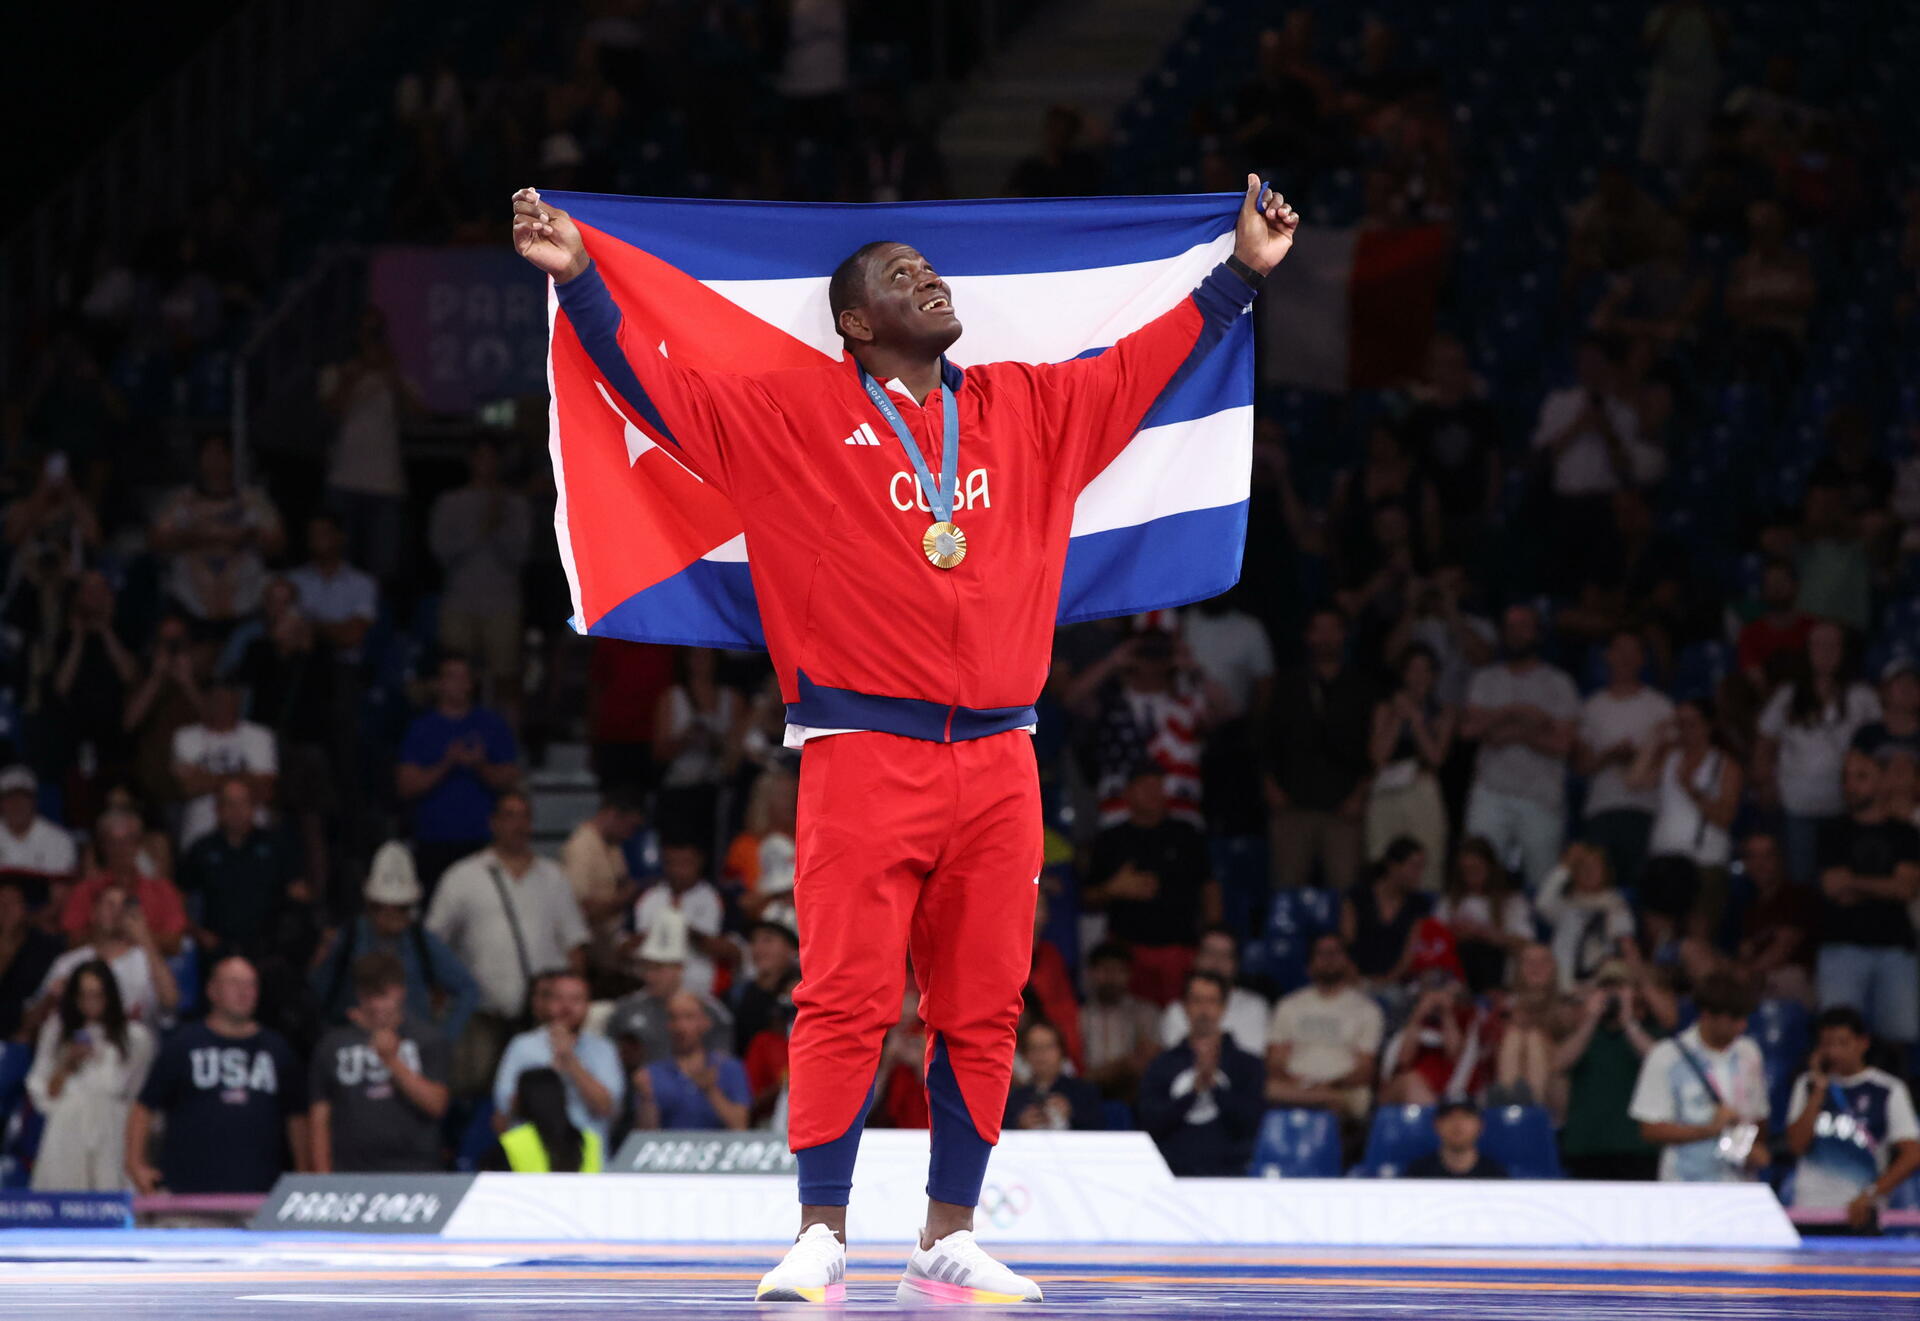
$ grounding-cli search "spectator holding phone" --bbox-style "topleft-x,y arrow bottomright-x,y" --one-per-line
1558,961 -> 1662,1179
1786,1006 -> 1920,1227
1004,1021 -> 1102,1132
1629,971 -> 1769,1182
26,959 -> 155,1190
37,885 -> 179,1029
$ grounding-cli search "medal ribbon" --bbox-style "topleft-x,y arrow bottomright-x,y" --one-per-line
859,361 -> 959,524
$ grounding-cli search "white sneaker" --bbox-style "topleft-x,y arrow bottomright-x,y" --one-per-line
755,1223 -> 847,1303
896,1229 -> 1043,1305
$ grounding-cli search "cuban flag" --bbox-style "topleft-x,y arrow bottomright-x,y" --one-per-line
544,191 -> 1254,649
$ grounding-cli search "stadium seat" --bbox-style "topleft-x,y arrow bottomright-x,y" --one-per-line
455,1099 -> 498,1172
1752,999 -> 1811,1127
1249,1107 -> 1343,1179
1103,1100 -> 1136,1132
1242,887 -> 1340,995
1477,1105 -> 1563,1179
1357,1105 -> 1438,1178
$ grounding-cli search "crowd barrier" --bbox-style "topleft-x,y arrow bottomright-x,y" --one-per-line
246,1131 -> 1799,1248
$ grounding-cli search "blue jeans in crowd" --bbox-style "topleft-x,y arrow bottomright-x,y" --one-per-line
1782,812 -> 1839,888
1817,944 -> 1920,1045
1464,786 -> 1566,890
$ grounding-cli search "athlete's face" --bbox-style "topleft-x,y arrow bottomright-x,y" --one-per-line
849,245 -> 962,357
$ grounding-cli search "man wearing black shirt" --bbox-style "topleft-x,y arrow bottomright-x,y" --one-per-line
731,920 -> 801,1057
1405,1099 -> 1510,1179
1818,752 -> 1920,1054
1401,336 -> 1503,558
1265,609 -> 1375,891
1086,767 -> 1220,1006
1853,659 -> 1920,765
178,779 -> 306,960
309,953 -> 449,1173
128,955 -> 308,1193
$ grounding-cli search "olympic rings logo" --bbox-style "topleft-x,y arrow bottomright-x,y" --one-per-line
977,1182 -> 1032,1228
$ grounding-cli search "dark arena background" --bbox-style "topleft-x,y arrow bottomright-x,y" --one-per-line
2,0 -> 1919,1316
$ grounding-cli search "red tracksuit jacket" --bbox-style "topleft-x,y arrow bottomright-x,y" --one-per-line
554,256 -> 1258,742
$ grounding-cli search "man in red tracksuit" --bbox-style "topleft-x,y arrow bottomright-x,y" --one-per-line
513,180 -> 1297,1304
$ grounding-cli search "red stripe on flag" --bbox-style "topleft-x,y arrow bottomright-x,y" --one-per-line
553,226 -> 837,629
1346,225 -> 1450,390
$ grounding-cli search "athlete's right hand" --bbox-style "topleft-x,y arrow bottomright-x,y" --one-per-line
511,187 -> 590,284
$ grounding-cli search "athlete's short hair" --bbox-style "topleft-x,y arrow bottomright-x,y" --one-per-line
828,240 -> 904,330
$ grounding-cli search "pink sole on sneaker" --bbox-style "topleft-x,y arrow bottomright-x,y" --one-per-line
896,1274 -> 1037,1305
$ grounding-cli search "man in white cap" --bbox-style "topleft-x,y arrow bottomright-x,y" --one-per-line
310,841 -> 479,1050
0,765 -> 77,885
607,908 -> 733,1066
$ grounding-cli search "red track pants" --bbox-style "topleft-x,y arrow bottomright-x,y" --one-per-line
786,729 -> 1042,1154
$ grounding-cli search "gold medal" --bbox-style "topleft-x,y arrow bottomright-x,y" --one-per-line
923,520 -> 967,569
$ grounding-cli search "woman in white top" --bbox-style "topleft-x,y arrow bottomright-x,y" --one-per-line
1366,643 -> 1455,891
1433,836 -> 1536,993
1754,620 -> 1880,884
1628,697 -> 1744,951
26,959 -> 155,1191
652,647 -> 740,851
1536,841 -> 1637,991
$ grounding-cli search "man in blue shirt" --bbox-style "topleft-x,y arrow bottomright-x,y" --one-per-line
493,970 -> 622,1146
1786,1006 -> 1920,1226
397,654 -> 520,896
646,991 -> 751,1131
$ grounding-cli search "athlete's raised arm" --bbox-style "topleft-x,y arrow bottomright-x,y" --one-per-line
512,187 -> 771,490
1029,176 -> 1299,486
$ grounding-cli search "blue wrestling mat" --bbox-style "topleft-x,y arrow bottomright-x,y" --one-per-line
1,1230 -> 1918,1317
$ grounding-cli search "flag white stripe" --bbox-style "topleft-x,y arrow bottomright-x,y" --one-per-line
546,285 -> 588,626
1070,406 -> 1252,537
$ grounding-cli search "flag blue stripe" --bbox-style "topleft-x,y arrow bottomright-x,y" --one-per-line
1064,317 -> 1250,430
584,558 -> 767,649
546,190 -> 1240,280
1057,501 -> 1249,624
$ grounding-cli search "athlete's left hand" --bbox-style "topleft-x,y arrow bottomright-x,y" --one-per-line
1234,175 -> 1300,276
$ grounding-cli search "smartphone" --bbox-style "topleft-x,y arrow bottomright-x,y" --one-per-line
72,1027 -> 92,1047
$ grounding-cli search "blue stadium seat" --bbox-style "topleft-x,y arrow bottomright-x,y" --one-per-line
1477,1105 -> 1563,1178
455,1099 -> 498,1172
1752,999 -> 1811,1127
1250,1107 -> 1343,1179
168,939 -> 203,1018
1102,1100 -> 1136,1132
1358,1105 -> 1438,1177
1243,887 -> 1340,995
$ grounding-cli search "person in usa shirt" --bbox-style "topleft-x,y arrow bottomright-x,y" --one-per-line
126,956 -> 308,1194
1786,1006 -> 1920,1226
